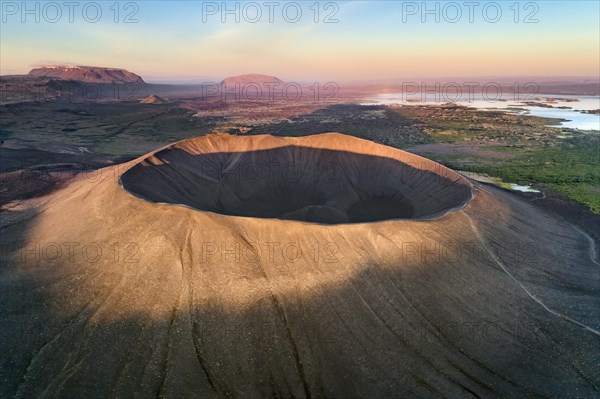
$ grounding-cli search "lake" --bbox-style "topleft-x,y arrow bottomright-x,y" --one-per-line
361,93 -> 600,131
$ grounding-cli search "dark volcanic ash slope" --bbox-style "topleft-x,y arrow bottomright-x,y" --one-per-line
0,133 -> 598,398
28,66 -> 145,84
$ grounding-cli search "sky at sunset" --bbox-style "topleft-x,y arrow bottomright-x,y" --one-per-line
1,1 -> 599,82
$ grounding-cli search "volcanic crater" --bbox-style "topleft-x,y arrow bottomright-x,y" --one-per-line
120,133 -> 473,223
2,132 -> 599,399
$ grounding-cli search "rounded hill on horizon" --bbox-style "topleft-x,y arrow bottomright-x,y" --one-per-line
220,73 -> 285,86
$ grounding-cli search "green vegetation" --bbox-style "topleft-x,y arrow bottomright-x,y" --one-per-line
453,139 -> 600,213
548,184 -> 600,214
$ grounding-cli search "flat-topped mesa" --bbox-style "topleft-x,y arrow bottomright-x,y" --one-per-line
28,65 -> 145,84
120,133 -> 472,224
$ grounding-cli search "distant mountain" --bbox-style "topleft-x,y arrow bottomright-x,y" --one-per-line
28,66 -> 144,84
220,73 -> 284,86
140,94 -> 168,104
